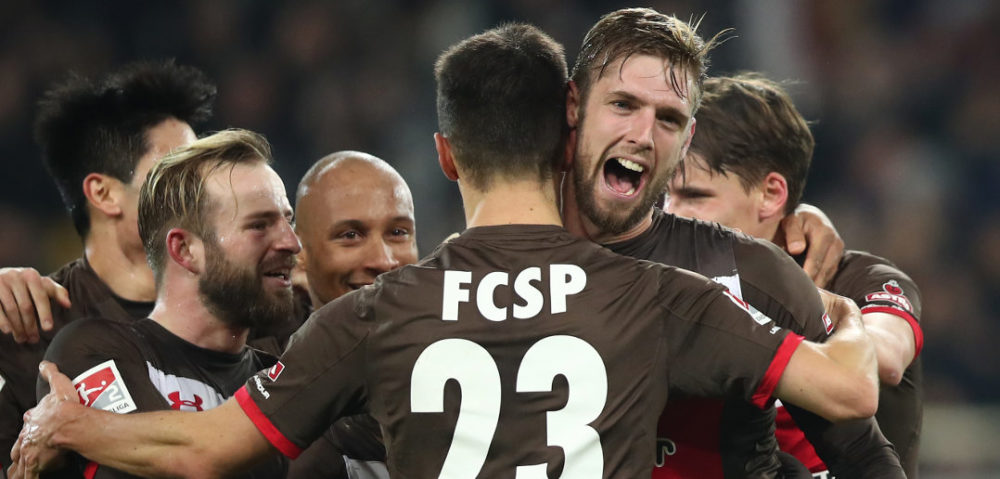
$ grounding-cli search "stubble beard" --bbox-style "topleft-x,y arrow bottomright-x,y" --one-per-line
572,129 -> 668,239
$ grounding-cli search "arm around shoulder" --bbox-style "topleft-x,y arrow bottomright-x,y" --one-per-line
15,362 -> 274,479
774,292 -> 878,422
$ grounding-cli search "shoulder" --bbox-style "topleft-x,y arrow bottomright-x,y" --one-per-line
45,318 -> 138,367
832,249 -> 922,317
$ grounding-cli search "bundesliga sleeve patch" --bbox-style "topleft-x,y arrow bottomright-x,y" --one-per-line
71,360 -> 138,414
267,361 -> 284,381
822,313 -> 834,335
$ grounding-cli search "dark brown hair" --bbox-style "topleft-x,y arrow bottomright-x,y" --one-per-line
435,23 -> 568,190
686,73 -> 814,214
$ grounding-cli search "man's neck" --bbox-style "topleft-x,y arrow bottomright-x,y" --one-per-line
148,279 -> 249,354
461,178 -> 563,229
84,229 -> 156,302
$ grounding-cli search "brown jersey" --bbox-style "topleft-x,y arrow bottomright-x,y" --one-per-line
41,317 -> 287,479
776,250 -> 923,478
0,257 -> 152,467
609,211 -> 899,478
236,224 -> 802,478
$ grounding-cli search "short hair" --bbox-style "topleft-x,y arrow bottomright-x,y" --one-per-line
571,8 -> 724,114
685,73 -> 814,214
34,59 -> 216,238
138,129 -> 272,284
435,23 -> 568,190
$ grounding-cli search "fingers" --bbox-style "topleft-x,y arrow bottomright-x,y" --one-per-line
801,233 -> 832,287
38,361 -> 73,398
0,274 -> 31,344
0,268 -> 58,343
780,215 -> 807,256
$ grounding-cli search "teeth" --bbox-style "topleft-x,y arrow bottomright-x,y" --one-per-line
624,187 -> 635,196
617,158 -> 644,172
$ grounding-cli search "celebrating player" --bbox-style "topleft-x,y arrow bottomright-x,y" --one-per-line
665,73 -> 923,477
11,24 -> 876,479
0,60 -> 213,465
558,8 -> 901,477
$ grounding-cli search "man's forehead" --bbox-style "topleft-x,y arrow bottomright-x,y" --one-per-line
205,162 -> 290,215
593,54 -> 695,101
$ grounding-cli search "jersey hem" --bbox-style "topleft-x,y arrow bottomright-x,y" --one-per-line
235,386 -> 303,459
859,305 -> 923,360
752,333 -> 804,408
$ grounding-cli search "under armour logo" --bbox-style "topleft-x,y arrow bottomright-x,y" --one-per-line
655,437 -> 677,467
167,391 -> 205,411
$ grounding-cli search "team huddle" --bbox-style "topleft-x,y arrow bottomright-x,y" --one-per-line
0,7 -> 923,479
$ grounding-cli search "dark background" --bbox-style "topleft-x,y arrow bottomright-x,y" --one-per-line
1,0 -> 998,473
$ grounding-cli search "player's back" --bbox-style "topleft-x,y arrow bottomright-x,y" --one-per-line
359,224 -> 787,477
246,224 -> 794,478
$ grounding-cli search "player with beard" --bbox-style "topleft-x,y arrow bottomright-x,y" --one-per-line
560,8 -> 901,478
11,24 -> 878,479
665,74 -> 923,478
35,129 -> 297,478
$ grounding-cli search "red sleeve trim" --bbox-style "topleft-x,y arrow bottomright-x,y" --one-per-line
860,305 -> 923,360
235,386 -> 303,459
752,333 -> 804,409
84,461 -> 99,479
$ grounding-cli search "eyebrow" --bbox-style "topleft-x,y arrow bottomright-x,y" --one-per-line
242,209 -> 293,222
608,90 -> 691,124
668,184 -> 713,197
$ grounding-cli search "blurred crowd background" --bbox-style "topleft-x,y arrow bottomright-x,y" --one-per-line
1,0 -> 998,474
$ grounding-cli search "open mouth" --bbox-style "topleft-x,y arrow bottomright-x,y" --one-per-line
263,269 -> 291,285
603,157 -> 646,197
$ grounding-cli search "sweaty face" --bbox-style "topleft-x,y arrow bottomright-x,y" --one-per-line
197,162 -> 300,329
665,153 -> 765,237
572,55 -> 696,237
296,161 -> 418,306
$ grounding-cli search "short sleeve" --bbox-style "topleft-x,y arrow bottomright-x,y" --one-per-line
237,289 -> 373,458
661,271 -> 803,408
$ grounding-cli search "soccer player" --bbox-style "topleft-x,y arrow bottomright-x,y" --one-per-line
39,129 -> 297,478
560,8 -> 900,477
665,73 -> 923,478
289,151 -> 418,479
11,24 -> 876,479
0,60 -> 214,465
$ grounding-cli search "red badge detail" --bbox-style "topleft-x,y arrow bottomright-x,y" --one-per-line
167,391 -> 205,411
864,292 -> 912,312
821,313 -> 834,334
722,289 -> 751,313
74,367 -> 116,406
882,280 -> 903,295
267,361 -> 285,381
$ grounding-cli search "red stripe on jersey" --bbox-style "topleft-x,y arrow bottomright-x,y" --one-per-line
774,404 -> 827,472
235,386 -> 303,459
752,333 -> 804,409
860,305 -> 923,360
84,461 -> 99,479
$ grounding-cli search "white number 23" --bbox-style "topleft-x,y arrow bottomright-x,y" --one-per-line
411,336 -> 608,478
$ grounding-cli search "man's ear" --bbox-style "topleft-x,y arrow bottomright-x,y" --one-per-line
165,228 -> 204,275
567,81 -> 581,128
435,132 -> 459,181
759,172 -> 789,221
81,173 -> 125,218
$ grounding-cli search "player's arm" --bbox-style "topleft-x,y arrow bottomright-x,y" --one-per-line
773,291 -> 878,422
864,311 -> 916,385
0,267 -> 71,344
11,362 -> 273,479
777,203 -> 844,288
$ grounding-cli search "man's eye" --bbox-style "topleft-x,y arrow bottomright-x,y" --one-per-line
391,228 -> 410,236
611,100 -> 631,110
340,231 -> 361,240
250,222 -> 268,230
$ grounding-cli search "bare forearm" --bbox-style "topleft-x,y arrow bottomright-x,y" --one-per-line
53,399 -> 264,478
863,312 -> 916,386
818,310 -> 879,415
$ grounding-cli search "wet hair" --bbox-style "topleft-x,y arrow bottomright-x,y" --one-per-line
138,129 -> 272,284
435,23 -> 568,190
686,73 -> 814,214
34,59 -> 216,238
571,8 -> 726,114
